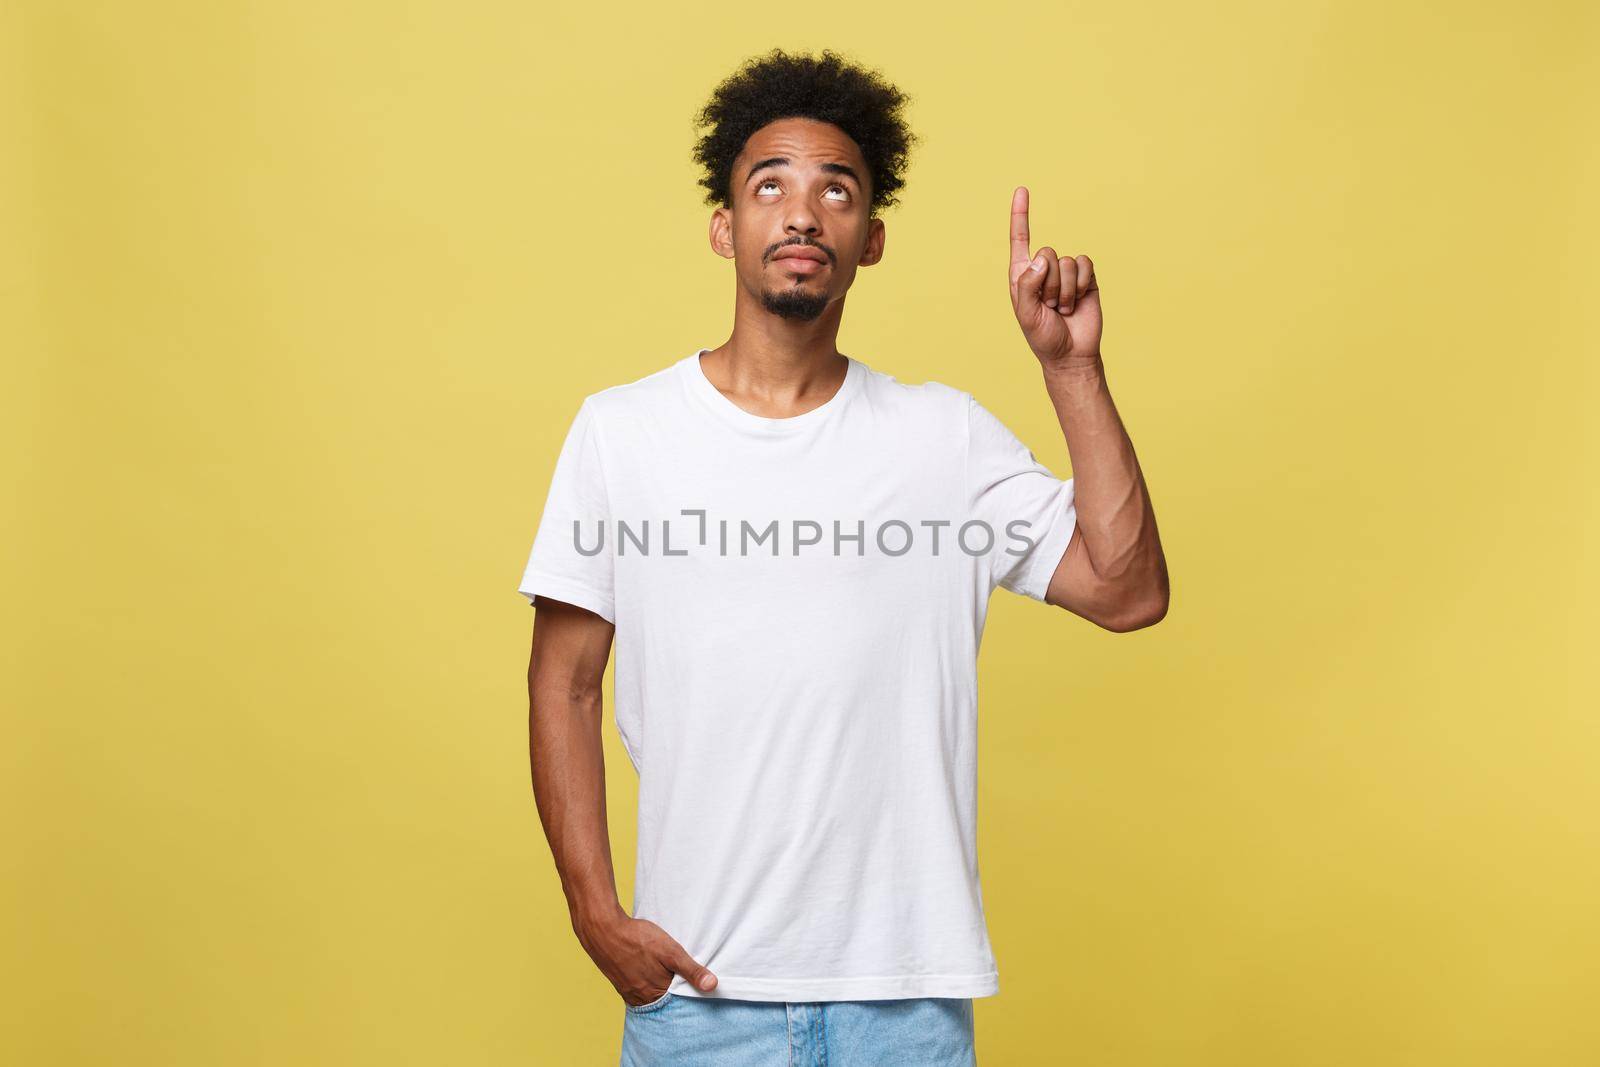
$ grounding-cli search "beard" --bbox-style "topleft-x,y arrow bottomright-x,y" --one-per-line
760,280 -> 829,322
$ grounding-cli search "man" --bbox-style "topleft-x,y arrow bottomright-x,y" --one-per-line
520,48 -> 1168,1066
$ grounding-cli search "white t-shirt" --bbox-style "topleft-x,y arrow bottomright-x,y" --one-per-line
518,347 -> 1077,1003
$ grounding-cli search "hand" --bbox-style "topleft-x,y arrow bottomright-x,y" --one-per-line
1008,185 -> 1102,369
574,911 -> 718,1006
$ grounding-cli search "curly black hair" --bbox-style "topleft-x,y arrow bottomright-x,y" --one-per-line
691,48 -> 918,216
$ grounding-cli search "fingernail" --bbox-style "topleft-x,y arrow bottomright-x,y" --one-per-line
1029,257 -> 1044,272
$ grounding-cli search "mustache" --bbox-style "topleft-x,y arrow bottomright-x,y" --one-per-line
766,239 -> 834,263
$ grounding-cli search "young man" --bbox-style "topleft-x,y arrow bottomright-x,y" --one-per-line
521,48 -> 1168,1066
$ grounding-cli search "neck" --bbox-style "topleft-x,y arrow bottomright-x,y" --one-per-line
699,337 -> 850,420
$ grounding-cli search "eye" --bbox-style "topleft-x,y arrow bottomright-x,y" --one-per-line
753,179 -> 851,201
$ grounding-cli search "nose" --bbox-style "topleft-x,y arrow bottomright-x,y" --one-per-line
783,201 -> 821,238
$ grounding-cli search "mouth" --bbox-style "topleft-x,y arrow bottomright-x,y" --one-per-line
772,256 -> 828,275
771,251 -> 832,275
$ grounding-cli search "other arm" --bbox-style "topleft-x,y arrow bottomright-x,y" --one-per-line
527,596 -> 718,1002
528,595 -> 625,933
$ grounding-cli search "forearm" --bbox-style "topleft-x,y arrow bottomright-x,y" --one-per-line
529,678 -> 627,934
1041,355 -> 1167,610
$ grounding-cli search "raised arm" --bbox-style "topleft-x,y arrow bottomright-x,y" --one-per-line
1007,185 -> 1169,631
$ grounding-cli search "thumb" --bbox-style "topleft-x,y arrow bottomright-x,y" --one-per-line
664,941 -> 718,992
1015,251 -> 1047,320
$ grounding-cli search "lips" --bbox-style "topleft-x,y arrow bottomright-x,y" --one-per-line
772,247 -> 828,264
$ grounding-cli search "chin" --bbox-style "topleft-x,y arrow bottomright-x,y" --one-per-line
760,288 -> 830,321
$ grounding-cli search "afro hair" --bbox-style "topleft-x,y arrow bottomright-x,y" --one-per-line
691,48 -> 918,216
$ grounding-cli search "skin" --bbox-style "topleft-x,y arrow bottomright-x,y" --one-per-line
526,597 -> 707,1007
697,116 -> 886,417
529,117 -> 1169,1008
1006,184 -> 1170,630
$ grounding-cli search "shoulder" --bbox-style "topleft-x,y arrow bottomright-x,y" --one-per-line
854,361 -> 972,422
576,358 -> 687,423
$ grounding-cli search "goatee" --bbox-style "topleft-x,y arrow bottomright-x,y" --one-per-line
761,285 -> 829,322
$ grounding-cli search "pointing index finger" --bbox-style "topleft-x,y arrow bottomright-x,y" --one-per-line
1010,186 -> 1031,273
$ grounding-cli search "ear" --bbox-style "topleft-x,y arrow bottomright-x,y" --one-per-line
708,206 -> 736,260
857,216 -> 886,267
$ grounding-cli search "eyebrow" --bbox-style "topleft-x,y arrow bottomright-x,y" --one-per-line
744,156 -> 862,188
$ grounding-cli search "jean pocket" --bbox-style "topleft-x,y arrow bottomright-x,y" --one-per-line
623,989 -> 673,1015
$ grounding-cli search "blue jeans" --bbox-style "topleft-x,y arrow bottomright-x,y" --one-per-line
620,993 -> 976,1066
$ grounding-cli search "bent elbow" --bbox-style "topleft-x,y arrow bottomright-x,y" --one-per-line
1100,593 -> 1169,633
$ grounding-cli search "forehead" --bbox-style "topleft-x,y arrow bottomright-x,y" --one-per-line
735,117 -> 866,171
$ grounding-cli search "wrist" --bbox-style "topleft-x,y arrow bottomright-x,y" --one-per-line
569,894 -> 627,936
1040,353 -> 1105,389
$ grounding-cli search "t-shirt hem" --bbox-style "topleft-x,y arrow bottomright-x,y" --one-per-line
519,572 -> 616,625
1011,495 -> 1077,602
665,970 -> 999,1003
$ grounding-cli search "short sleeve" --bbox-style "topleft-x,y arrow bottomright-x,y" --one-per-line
965,392 -> 1077,601
517,398 -> 616,623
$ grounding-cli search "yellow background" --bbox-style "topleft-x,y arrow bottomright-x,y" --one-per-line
5,2 -> 1596,1063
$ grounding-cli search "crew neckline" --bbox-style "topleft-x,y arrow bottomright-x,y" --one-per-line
682,346 -> 864,435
